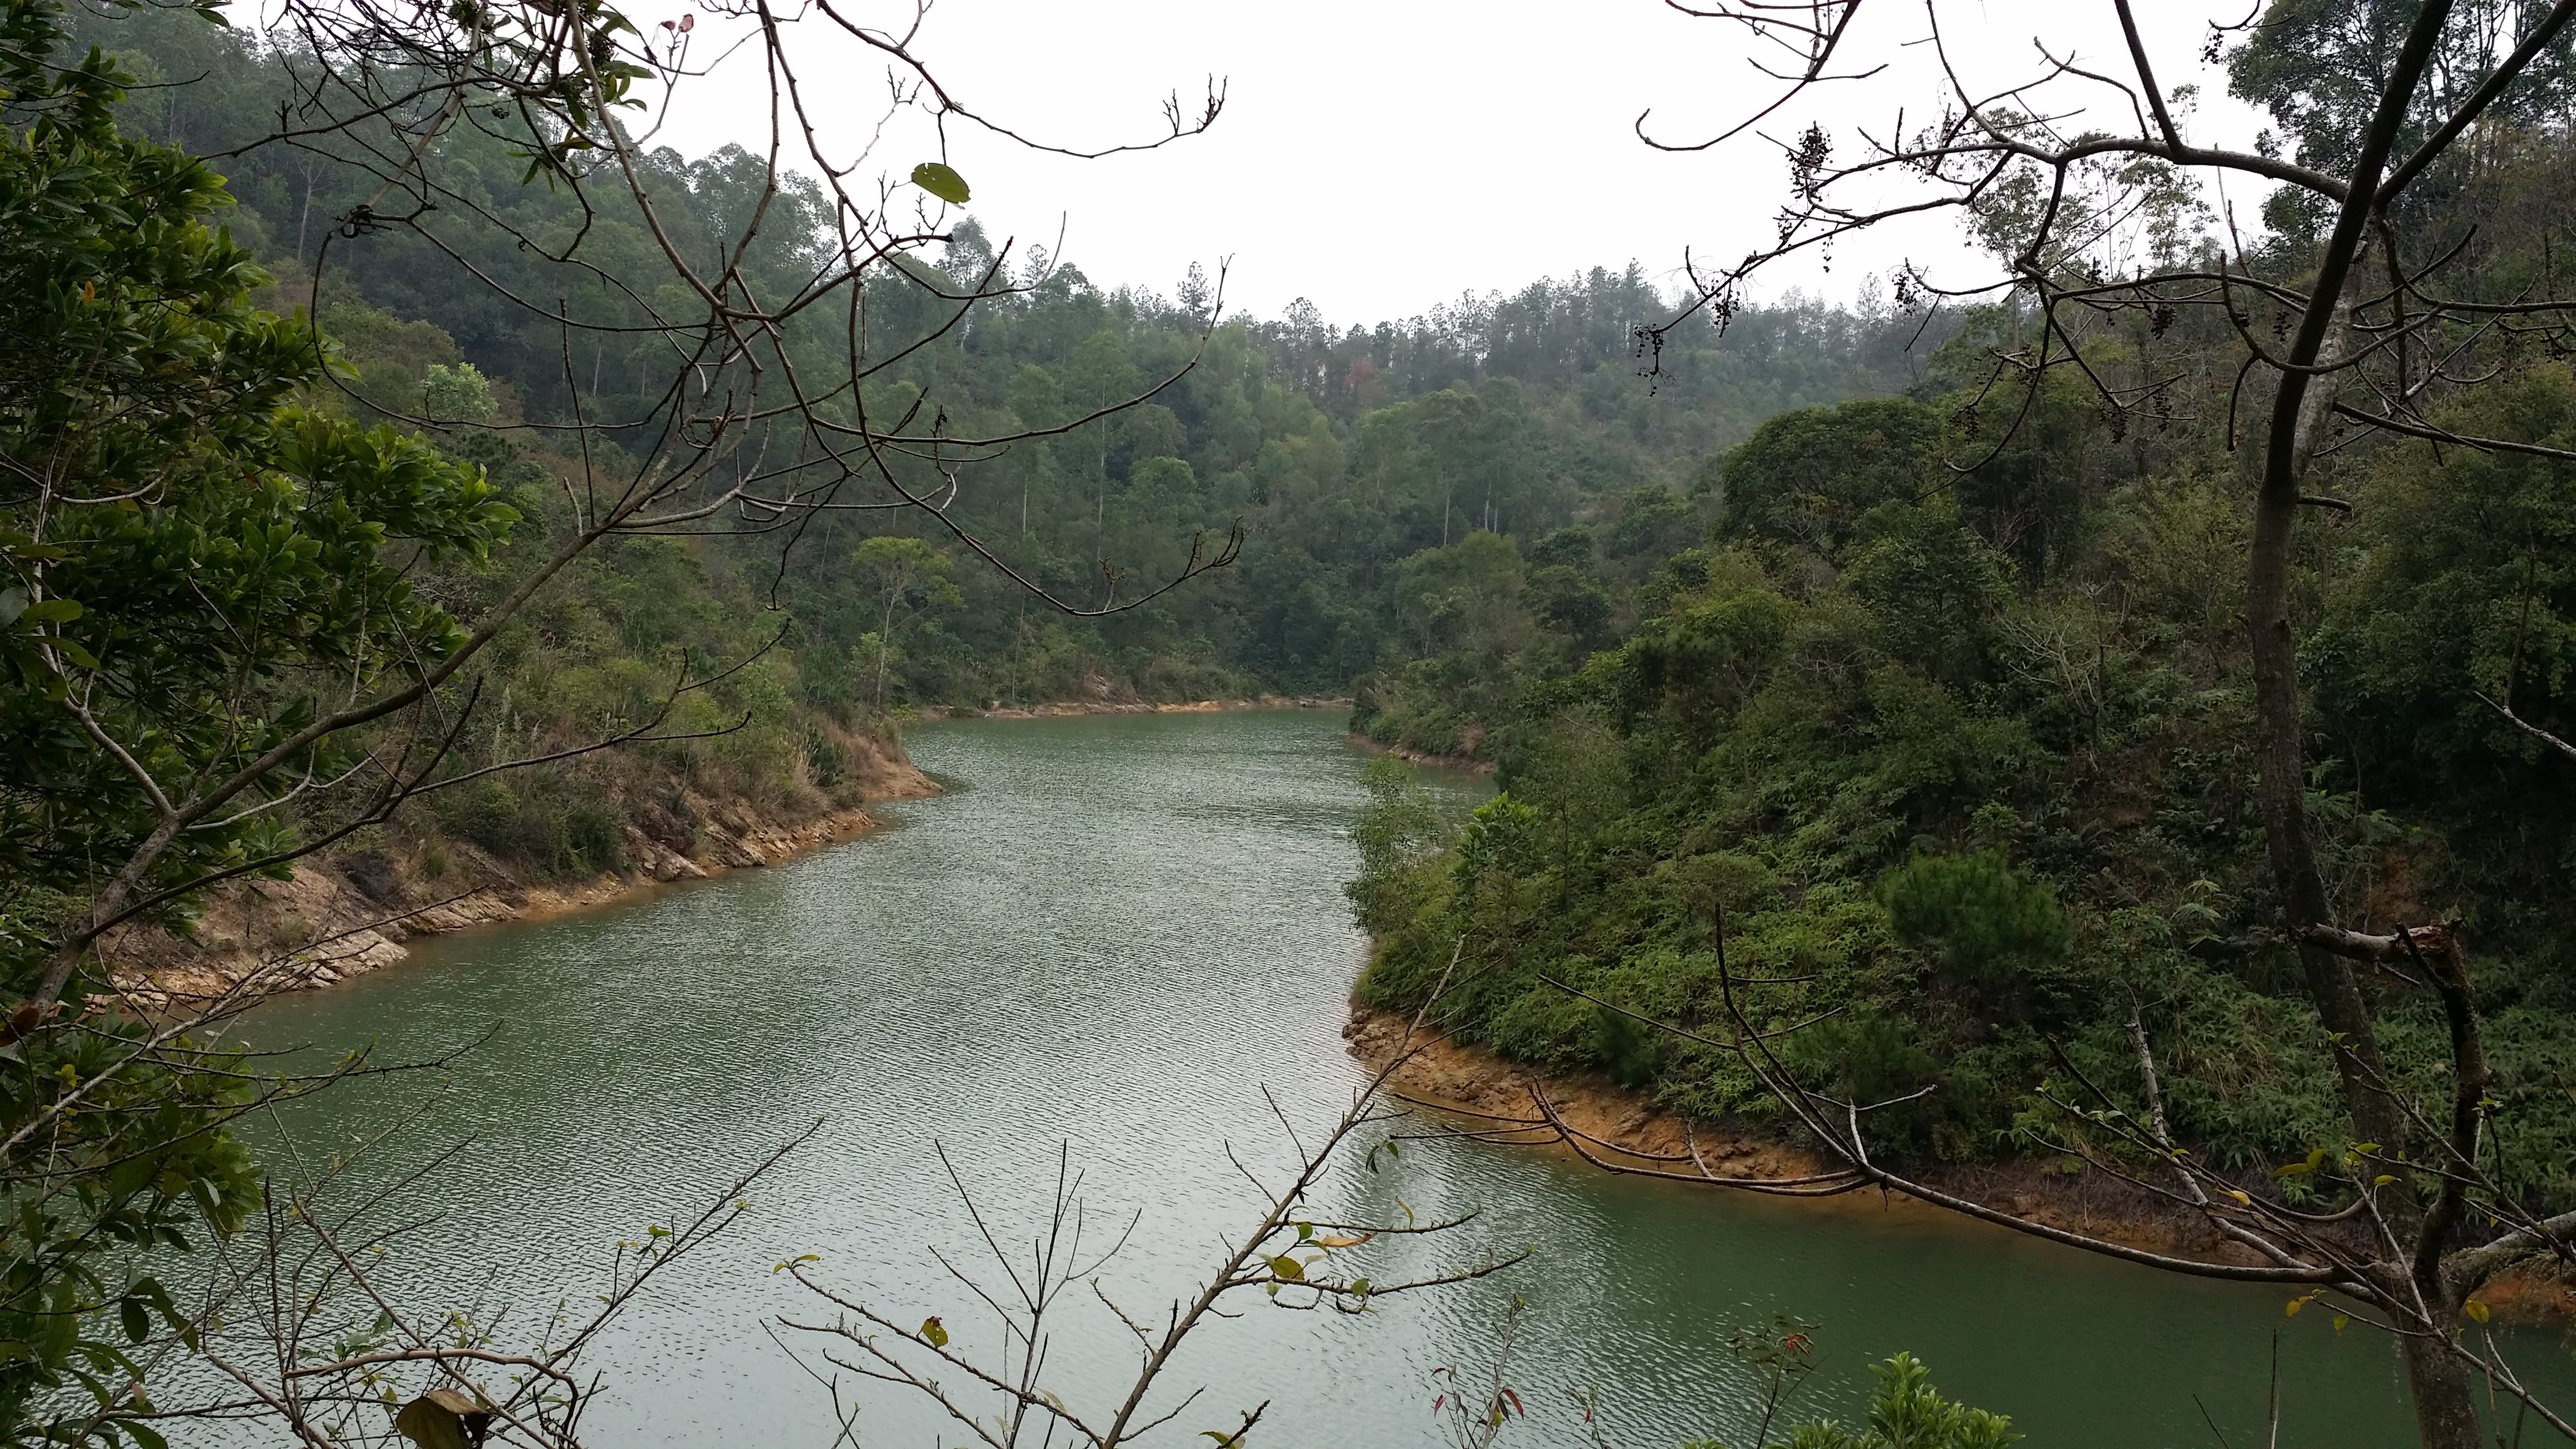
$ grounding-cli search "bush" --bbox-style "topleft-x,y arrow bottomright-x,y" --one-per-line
1876,850 -> 2070,1024
432,775 -> 629,879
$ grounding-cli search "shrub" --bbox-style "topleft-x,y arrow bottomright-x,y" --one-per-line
1876,851 -> 2071,1025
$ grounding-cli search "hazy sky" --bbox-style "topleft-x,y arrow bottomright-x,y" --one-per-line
636,1 -> 2279,326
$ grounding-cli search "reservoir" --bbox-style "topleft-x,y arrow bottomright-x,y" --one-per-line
240,711 -> 2573,1447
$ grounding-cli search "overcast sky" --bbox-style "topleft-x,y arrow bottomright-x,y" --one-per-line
634,1 -> 2280,326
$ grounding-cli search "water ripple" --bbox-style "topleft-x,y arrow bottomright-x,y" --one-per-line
236,713 -> 2556,1448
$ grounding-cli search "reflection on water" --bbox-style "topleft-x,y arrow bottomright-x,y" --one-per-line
240,711 -> 2569,1447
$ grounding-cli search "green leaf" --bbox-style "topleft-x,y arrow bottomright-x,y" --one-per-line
132,1278 -> 195,1350
119,1297 -> 150,1344
911,162 -> 971,204
2465,1299 -> 2491,1324
920,1315 -> 948,1348
1267,1254 -> 1303,1281
19,598 -> 81,624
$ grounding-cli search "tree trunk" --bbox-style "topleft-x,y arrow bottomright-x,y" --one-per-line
875,585 -> 898,713
2401,1330 -> 2484,1449
2242,7 -> 2458,1444
2248,260 -> 2413,1154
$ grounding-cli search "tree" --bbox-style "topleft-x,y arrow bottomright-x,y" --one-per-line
1599,4 -> 2576,1444
852,535 -> 962,713
1395,531 -> 1528,658
421,361 -> 496,423
0,8 -> 517,1427
1713,399 -> 1941,559
0,0 -> 1239,1432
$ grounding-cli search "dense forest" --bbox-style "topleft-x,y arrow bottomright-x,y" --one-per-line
11,0 -> 2576,1442
1339,13 -> 2576,1440
49,2 -> 1944,891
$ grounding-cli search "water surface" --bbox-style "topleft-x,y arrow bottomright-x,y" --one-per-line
240,711 -> 2572,1447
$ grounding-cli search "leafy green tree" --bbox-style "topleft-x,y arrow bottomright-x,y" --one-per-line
421,360 -> 496,423
1838,503 -> 2012,690
1877,851 -> 2072,1025
1715,400 -> 1940,559
851,535 -> 962,712
1525,564 -> 1613,646
1604,484 -> 1700,569
0,3 -> 514,1435
1394,531 -> 1527,656
1525,524 -> 1598,571
0,12 -> 515,1002
2230,0 -> 2576,233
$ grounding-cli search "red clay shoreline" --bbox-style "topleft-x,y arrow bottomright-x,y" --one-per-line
1343,1002 -> 2576,1325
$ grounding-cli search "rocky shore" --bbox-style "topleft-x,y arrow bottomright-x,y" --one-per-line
104,733 -> 938,1004
1344,1003 -> 2576,1324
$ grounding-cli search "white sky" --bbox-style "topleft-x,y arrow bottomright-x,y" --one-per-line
635,1 -> 2280,325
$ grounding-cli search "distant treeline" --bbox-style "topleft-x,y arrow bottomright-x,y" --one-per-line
84,1 -> 1933,735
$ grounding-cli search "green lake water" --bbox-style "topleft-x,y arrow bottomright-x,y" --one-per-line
235,711 -> 2574,1447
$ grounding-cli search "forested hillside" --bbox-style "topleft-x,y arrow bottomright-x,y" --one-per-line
41,4 -> 1940,902
1346,0 -> 2576,1222
15,0 -> 2576,1442
90,0 -> 1925,705
5,8 -> 1947,923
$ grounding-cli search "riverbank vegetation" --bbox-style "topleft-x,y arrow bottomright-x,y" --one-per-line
0,0 -> 1943,1433
1350,365 -> 2576,1190
40,2 -> 1934,906
1352,2 -> 2576,1445
13,0 -> 2576,1439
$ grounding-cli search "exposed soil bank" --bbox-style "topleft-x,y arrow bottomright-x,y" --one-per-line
1344,1003 -> 2576,1325
104,731 -> 937,1003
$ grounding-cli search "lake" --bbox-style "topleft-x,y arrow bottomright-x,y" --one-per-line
236,711 -> 2572,1447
